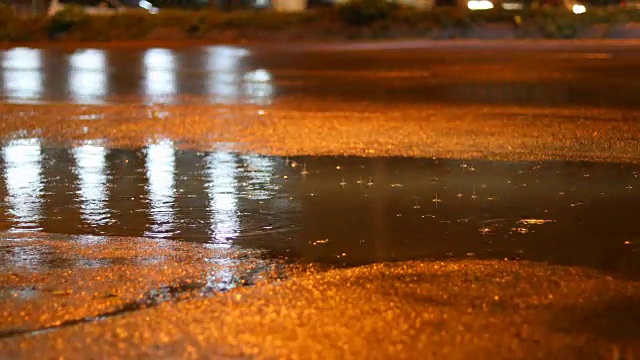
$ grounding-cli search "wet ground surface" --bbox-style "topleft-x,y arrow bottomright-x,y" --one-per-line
3,260 -> 640,359
2,42 -> 640,109
2,41 -> 640,358
0,233 -> 301,339
0,146 -> 639,278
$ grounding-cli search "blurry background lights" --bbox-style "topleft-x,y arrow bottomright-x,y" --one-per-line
138,0 -> 159,13
501,2 -> 524,10
468,0 -> 494,10
572,4 -> 586,14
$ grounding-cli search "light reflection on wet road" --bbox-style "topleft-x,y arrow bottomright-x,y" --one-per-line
0,46 -> 273,105
0,142 -> 638,277
3,44 -> 640,357
1,44 -> 640,278
3,45 -> 640,108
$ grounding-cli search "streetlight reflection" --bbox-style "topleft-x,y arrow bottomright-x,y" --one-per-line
206,46 -> 248,103
244,69 -> 274,105
69,49 -> 108,104
240,154 -> 276,200
204,47 -> 274,105
1,48 -> 43,101
2,138 -> 44,232
73,142 -> 110,227
144,139 -> 177,238
206,151 -> 239,247
143,48 -> 176,104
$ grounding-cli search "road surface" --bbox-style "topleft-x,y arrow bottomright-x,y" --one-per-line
1,41 -> 640,359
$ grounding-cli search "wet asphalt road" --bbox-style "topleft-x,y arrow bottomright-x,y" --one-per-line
3,41 -> 640,109
2,41 -> 640,358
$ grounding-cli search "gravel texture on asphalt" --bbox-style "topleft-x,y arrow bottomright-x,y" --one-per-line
0,233 -> 299,339
1,103 -> 639,163
1,260 -> 639,359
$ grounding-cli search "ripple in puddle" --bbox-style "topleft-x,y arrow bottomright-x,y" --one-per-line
0,144 -> 638,277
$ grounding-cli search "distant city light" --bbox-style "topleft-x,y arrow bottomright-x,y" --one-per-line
501,2 -> 524,10
138,0 -> 158,12
572,4 -> 586,14
467,0 -> 494,10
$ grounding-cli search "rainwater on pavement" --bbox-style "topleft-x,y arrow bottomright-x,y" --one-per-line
3,43 -> 640,357
1,45 -> 640,283
0,143 -> 639,277
3,44 -> 640,108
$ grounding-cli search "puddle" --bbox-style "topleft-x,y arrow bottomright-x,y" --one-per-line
0,142 -> 639,278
